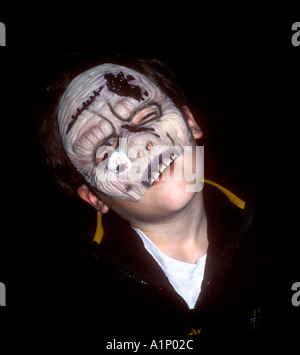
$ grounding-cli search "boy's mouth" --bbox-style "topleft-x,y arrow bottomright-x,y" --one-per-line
142,148 -> 181,187
153,160 -> 175,185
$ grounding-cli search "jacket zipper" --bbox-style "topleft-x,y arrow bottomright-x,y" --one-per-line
119,268 -> 163,290
194,207 -> 254,309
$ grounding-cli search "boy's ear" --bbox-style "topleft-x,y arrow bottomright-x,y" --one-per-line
182,105 -> 203,139
77,185 -> 109,214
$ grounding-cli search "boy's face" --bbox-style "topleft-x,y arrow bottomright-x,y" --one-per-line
58,63 -> 201,202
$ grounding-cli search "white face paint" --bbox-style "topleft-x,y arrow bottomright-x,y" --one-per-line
58,63 -> 194,201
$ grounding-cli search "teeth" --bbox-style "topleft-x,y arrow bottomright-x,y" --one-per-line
150,156 -> 178,185
163,157 -> 172,166
143,149 -> 181,186
152,170 -> 160,180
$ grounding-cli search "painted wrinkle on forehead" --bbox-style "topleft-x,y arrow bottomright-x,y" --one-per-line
63,68 -> 151,136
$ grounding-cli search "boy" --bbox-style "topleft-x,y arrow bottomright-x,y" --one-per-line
38,55 -> 280,336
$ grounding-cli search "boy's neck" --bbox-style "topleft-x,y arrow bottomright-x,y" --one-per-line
131,192 -> 208,264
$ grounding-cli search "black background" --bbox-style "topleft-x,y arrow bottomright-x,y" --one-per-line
0,5 -> 299,340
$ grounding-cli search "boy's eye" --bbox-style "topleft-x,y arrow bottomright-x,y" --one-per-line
131,105 -> 161,125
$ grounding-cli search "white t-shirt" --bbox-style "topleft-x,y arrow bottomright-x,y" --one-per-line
132,227 -> 207,309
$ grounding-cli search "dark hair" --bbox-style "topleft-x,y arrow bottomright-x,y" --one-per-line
37,53 -> 187,198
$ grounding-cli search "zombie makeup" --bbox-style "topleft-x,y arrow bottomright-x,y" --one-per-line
58,63 -> 195,201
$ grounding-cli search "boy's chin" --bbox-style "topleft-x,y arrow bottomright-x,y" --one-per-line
144,179 -> 198,212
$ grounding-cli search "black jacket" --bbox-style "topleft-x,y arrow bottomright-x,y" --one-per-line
57,181 -> 283,337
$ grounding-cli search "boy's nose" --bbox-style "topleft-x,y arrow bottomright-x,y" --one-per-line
107,150 -> 131,174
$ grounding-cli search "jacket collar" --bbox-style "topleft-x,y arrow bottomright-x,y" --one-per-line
90,180 -> 253,289
91,209 -> 170,289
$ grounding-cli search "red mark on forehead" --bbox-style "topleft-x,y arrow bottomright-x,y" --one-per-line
104,71 -> 149,102
66,71 -> 149,135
